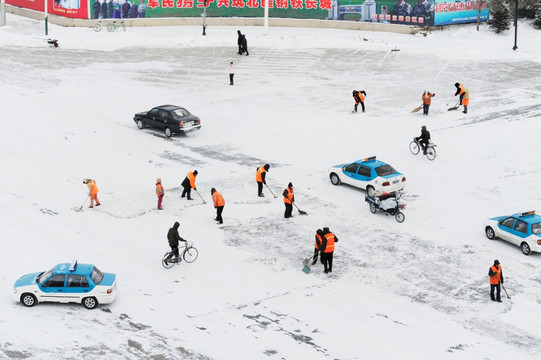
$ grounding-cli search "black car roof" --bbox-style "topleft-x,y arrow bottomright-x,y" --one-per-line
156,105 -> 182,111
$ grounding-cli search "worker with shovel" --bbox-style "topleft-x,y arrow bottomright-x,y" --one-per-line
452,82 -> 469,113
181,170 -> 198,200
83,178 -> 100,208
488,259 -> 504,302
302,229 -> 324,274
283,182 -> 294,218
255,164 -> 270,197
321,227 -> 339,274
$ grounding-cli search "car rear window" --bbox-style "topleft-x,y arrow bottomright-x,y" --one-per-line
375,165 -> 397,177
90,267 -> 104,285
532,223 -> 541,234
171,108 -> 191,119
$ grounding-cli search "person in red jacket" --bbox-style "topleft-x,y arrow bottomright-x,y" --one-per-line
211,187 -> 225,224
156,178 -> 164,210
282,182 -> 294,218
488,259 -> 504,302
320,227 -> 339,273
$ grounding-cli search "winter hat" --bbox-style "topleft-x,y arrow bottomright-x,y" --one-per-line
174,222 -> 180,229
494,260 -> 500,265
156,178 -> 161,183
316,229 -> 324,236
211,187 -> 216,195
288,182 -> 293,189
323,227 -> 330,234
455,82 -> 460,87
193,170 -> 198,175
422,125 -> 426,130
264,164 -> 270,171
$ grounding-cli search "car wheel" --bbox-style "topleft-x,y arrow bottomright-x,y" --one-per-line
136,120 -> 144,130
395,211 -> 405,223
485,226 -> 496,240
21,293 -> 37,307
366,186 -> 376,196
164,127 -> 173,137
330,173 -> 341,186
82,297 -> 98,309
369,203 -> 377,214
521,242 -> 531,255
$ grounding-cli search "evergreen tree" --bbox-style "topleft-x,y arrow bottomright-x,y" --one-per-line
488,0 -> 512,33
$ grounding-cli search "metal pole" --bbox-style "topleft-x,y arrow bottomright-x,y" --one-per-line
512,0 -> 518,50
1,0 -> 6,27
264,0 -> 268,35
202,0 -> 207,36
45,0 -> 48,36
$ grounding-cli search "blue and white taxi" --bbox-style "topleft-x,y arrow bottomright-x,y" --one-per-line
328,157 -> 407,196
13,260 -> 117,309
484,211 -> 541,255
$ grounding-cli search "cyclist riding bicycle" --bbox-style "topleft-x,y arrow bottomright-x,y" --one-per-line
167,222 -> 187,262
417,125 -> 431,155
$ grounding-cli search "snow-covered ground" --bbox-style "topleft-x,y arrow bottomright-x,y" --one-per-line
1,13 -> 541,359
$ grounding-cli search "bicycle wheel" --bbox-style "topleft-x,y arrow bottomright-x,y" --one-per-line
183,247 -> 199,263
426,147 -> 437,161
162,253 -> 174,269
121,23 -> 126,31
409,141 -> 420,155
93,23 -> 102,32
107,23 -> 115,32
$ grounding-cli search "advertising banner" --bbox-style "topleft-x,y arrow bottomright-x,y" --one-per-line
7,0 -> 89,18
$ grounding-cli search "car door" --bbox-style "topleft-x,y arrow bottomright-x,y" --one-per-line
39,274 -> 67,302
497,217 -> 517,243
158,110 -> 172,130
341,163 -> 360,186
507,219 -> 529,245
147,108 -> 162,128
356,165 -> 373,183
63,274 -> 92,302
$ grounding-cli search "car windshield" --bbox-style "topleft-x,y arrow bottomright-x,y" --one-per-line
171,108 -> 191,119
532,223 -> 541,234
375,165 -> 397,177
90,267 -> 104,285
37,268 -> 54,284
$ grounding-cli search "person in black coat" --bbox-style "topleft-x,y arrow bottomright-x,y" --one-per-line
101,0 -> 108,18
93,0 -> 101,19
418,125 -> 431,154
129,2 -> 138,18
241,34 -> 249,56
167,222 -> 187,261
237,30 -> 243,55
122,0 -> 130,18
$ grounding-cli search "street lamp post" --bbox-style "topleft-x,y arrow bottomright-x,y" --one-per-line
512,0 -> 518,50
44,0 -> 48,36
202,0 -> 208,36
1,0 -> 6,27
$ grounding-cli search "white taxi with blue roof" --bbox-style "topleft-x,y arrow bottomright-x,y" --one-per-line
13,260 -> 117,309
328,156 -> 407,196
484,211 -> 541,255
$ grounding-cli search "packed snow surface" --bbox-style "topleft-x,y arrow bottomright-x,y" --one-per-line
1,13 -> 541,360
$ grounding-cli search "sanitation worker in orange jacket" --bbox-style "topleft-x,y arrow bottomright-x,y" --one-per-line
255,164 -> 270,197
352,90 -> 367,113
181,170 -> 198,200
83,178 -> 100,208
488,259 -> 504,302
311,229 -> 324,266
156,178 -> 164,210
454,82 -> 469,113
320,227 -> 339,273
422,91 -> 435,115
211,187 -> 225,224
282,182 -> 295,218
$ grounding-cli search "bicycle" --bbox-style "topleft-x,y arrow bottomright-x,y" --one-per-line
409,137 -> 437,161
162,242 -> 199,269
93,20 -> 126,32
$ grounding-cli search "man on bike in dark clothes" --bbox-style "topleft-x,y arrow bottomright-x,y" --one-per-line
418,125 -> 431,155
167,222 -> 187,262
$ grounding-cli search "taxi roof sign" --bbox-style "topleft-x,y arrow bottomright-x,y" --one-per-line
363,156 -> 376,162
69,260 -> 78,272
519,211 -> 536,217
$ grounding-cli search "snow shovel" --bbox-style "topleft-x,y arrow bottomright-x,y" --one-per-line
411,104 -> 423,113
502,284 -> 511,299
293,203 -> 307,215
302,253 -> 318,274
447,101 -> 460,111
265,184 -> 278,198
194,189 -> 207,204
79,196 -> 90,210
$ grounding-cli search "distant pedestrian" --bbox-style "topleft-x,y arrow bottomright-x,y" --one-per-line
211,188 -> 225,224
83,178 -> 101,208
156,178 -> 164,210
107,0 -> 114,18
422,91 -> 435,115
320,227 -> 338,273
255,164 -> 270,197
92,0 -> 101,19
138,0 -> 146,17
122,0 -> 130,18
282,182 -> 294,218
352,89 -> 366,113
228,61 -> 235,85
311,229 -> 324,266
181,170 -> 198,200
129,1 -> 138,18
488,259 -> 504,302
237,30 -> 243,54
101,0 -> 108,18
241,34 -> 249,56
113,1 -> 121,18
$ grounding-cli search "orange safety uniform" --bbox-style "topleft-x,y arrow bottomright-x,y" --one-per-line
212,191 -> 225,207
457,83 -> 465,97
489,265 -> 502,285
156,183 -> 164,197
87,179 -> 100,207
187,171 -> 197,189
462,89 -> 469,106
256,166 -> 267,182
315,233 -> 323,251
283,188 -> 294,204
422,92 -> 434,105
323,233 -> 336,253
